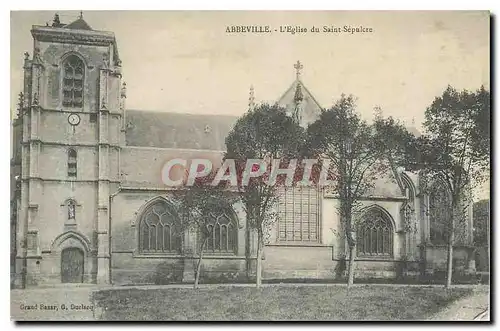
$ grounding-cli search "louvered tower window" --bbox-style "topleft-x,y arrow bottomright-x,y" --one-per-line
67,149 -> 77,178
62,55 -> 84,108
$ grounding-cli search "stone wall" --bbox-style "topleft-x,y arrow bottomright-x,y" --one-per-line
109,190 -> 251,285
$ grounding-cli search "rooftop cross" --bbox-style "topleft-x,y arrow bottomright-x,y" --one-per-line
294,60 -> 303,80
79,11 -> 83,19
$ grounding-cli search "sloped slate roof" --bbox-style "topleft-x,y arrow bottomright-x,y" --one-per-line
125,110 -> 238,150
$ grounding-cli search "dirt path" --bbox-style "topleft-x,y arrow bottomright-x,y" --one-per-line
428,289 -> 490,321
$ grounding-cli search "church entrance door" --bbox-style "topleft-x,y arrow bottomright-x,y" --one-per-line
61,247 -> 84,283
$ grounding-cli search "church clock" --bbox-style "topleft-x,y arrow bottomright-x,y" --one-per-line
68,113 -> 81,126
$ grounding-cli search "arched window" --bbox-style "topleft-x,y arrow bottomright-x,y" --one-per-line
357,208 -> 394,257
139,200 -> 181,253
429,182 -> 451,245
62,55 -> 84,108
67,149 -> 77,177
204,209 -> 237,253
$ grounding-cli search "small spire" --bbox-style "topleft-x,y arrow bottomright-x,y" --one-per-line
294,82 -> 303,104
79,11 -> 83,19
411,117 -> 416,126
16,92 -> 24,117
121,82 -> 127,98
248,85 -> 255,111
294,60 -> 303,80
292,83 -> 304,124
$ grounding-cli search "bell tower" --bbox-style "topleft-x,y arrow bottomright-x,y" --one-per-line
13,13 -> 125,287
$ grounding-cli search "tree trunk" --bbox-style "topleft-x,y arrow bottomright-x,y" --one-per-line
445,201 -> 457,288
256,235 -> 263,288
245,218 -> 251,280
347,243 -> 356,287
345,222 -> 356,287
194,237 -> 208,289
445,231 -> 454,288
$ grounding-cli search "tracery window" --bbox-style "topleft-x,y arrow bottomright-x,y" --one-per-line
204,210 -> 237,253
357,208 -> 394,257
62,55 -> 84,108
139,200 -> 181,253
277,186 -> 320,243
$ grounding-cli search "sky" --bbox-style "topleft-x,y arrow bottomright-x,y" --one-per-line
10,10 -> 489,128
9,10 -> 490,200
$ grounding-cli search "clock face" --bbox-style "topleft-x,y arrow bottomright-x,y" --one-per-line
68,113 -> 81,126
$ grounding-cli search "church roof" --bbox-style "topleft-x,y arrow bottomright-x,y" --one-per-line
125,110 -> 238,150
64,18 -> 93,31
124,62 -> 322,151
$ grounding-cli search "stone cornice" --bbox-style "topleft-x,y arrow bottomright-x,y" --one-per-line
40,108 -> 123,116
32,26 -> 115,45
21,140 -> 122,149
31,25 -> 121,63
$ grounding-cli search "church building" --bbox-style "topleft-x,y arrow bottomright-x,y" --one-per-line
11,15 -> 476,287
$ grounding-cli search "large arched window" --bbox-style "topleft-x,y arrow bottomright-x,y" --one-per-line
139,199 -> 181,253
429,182 -> 451,245
67,148 -> 77,177
204,209 -> 237,254
62,55 -> 84,108
357,208 -> 394,257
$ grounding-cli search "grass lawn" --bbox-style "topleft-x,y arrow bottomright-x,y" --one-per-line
92,285 -> 472,321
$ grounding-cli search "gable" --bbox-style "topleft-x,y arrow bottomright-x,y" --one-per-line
277,80 -> 323,127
